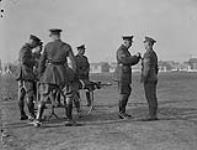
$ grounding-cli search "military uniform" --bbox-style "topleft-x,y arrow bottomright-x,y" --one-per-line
141,36 -> 159,120
115,37 -> 140,118
16,35 -> 40,120
32,43 -> 43,100
33,51 -> 42,76
36,29 -> 76,125
75,44 -> 91,106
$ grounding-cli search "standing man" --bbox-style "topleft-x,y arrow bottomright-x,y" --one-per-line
141,36 -> 159,121
32,41 -> 43,75
115,36 -> 141,119
34,29 -> 77,127
32,41 -> 43,101
16,34 -> 41,120
75,44 -> 91,107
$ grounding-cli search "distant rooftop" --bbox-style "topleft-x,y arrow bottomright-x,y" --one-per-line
188,58 -> 197,63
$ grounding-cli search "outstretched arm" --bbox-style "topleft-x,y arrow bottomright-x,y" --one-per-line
143,54 -> 151,82
38,48 -> 47,77
117,50 -> 140,66
68,47 -> 77,72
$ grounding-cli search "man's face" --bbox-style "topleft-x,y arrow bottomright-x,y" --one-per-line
50,34 -> 60,41
78,49 -> 85,55
29,39 -> 38,48
124,40 -> 132,48
144,41 -> 152,50
33,45 -> 42,53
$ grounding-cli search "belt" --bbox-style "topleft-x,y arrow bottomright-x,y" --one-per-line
47,60 -> 66,65
118,63 -> 129,67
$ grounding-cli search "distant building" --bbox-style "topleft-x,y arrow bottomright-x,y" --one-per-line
109,62 -> 117,73
159,61 -> 179,72
188,58 -> 197,71
90,62 -> 110,73
179,62 -> 191,72
106,62 -> 141,73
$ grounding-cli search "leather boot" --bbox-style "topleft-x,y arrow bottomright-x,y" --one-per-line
27,97 -> 35,120
86,92 -> 91,107
18,99 -> 28,120
36,103 -> 44,121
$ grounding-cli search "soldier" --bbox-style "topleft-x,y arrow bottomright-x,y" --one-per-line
141,36 -> 159,121
75,44 -> 91,107
33,29 -> 77,127
115,36 -> 141,119
16,34 -> 41,120
32,41 -> 43,75
32,41 -> 43,99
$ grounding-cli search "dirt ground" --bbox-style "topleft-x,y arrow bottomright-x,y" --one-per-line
1,72 -> 197,150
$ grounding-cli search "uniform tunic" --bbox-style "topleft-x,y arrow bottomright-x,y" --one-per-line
16,43 -> 36,81
141,50 -> 158,83
75,54 -> 90,80
39,39 -> 74,87
32,52 -> 41,78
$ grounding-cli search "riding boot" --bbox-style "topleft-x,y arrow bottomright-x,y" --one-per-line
65,102 -> 76,126
27,97 -> 35,119
86,92 -> 91,107
18,88 -> 27,120
36,103 -> 44,121
118,94 -> 128,114
66,103 -> 73,120
74,100 -> 81,113
18,99 -> 28,120
149,106 -> 158,120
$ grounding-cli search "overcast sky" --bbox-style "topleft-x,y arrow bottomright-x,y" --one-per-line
0,0 -> 197,63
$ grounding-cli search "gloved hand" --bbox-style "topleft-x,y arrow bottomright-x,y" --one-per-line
134,52 -> 141,59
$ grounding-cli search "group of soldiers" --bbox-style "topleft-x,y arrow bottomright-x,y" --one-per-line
114,36 -> 158,121
16,28 -> 159,127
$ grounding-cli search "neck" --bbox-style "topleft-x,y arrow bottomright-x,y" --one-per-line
122,43 -> 129,49
53,37 -> 61,41
26,43 -> 33,48
78,54 -> 83,56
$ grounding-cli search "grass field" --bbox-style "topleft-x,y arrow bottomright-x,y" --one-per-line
1,72 -> 197,150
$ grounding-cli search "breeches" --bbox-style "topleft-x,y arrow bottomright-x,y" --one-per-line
144,81 -> 158,117
18,80 -> 34,99
18,80 -> 35,116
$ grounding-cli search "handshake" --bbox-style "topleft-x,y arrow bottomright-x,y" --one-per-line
134,52 -> 142,59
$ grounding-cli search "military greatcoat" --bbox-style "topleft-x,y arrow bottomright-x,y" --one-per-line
114,44 -> 140,84
16,43 -> 35,81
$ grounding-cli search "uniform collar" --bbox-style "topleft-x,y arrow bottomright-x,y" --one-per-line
121,44 -> 129,51
146,48 -> 153,53
24,43 -> 33,49
76,54 -> 84,57
55,39 -> 61,42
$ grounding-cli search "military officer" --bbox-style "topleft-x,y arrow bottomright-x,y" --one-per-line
141,36 -> 159,121
115,36 -> 141,119
75,44 -> 91,107
32,41 -> 43,101
32,41 -> 43,75
16,34 -> 41,120
34,29 -> 77,127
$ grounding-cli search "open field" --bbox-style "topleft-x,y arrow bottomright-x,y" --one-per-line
1,72 -> 197,150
